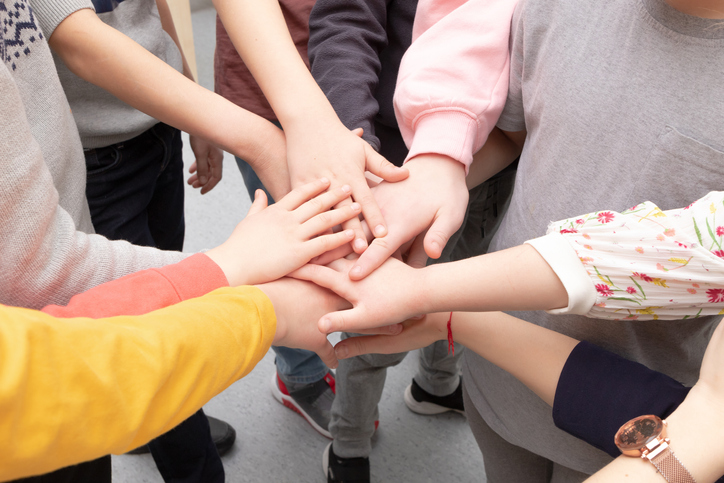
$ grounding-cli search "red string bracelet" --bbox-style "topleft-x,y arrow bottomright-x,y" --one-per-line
447,311 -> 454,355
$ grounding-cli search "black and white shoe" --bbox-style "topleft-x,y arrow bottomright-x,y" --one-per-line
403,377 -> 465,415
323,443 -> 370,483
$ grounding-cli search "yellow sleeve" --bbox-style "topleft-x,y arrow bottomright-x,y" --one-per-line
0,286 -> 275,481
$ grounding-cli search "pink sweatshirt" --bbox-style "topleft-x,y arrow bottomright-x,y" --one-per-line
393,0 -> 518,170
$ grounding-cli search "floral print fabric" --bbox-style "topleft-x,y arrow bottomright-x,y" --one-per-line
549,191 -> 724,320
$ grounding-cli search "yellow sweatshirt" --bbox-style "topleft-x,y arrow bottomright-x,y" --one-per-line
0,286 -> 275,481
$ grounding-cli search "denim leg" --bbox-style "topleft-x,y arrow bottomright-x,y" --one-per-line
234,155 -> 328,383
85,123 -> 223,483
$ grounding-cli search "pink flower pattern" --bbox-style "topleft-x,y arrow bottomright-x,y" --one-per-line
597,211 -> 614,224
549,192 -> 724,320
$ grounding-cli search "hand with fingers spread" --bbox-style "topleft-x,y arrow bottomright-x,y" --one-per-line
206,178 -> 361,287
285,124 -> 410,254
347,153 -> 469,280
257,278 -> 403,369
187,135 -> 224,194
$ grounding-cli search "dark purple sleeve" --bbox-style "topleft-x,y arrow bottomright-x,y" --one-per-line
553,341 -> 690,457
308,0 -> 391,152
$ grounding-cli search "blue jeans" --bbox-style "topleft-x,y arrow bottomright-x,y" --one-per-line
236,155 -> 328,383
85,123 -> 224,483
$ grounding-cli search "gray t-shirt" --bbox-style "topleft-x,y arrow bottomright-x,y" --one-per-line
43,0 -> 183,148
465,0 -> 724,474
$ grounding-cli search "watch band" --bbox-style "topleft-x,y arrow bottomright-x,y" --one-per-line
649,446 -> 697,483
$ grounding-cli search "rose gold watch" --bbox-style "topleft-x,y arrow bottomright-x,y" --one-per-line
614,415 -> 697,483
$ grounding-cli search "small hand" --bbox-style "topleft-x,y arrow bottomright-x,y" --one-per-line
348,153 -> 469,280
333,312 -> 449,360
188,135 -> 224,194
206,178 -> 361,286
258,278 -> 403,369
291,256 -> 424,334
285,124 -> 409,253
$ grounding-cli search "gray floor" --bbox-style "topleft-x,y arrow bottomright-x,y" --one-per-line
112,5 -> 486,482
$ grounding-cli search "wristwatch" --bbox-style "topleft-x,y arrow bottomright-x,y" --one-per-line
614,415 -> 696,483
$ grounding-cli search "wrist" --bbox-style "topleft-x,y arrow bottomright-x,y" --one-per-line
255,283 -> 286,344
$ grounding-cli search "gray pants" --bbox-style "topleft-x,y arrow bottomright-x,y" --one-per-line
330,170 -> 517,458
462,387 -> 590,483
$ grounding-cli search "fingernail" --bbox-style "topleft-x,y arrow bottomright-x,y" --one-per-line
374,225 -> 386,237
341,185 -> 351,193
345,229 -> 355,238
354,238 -> 367,251
319,318 -> 331,332
320,177 -> 330,184
200,177 -> 207,184
350,202 -> 361,212
350,266 -> 363,278
335,345 -> 349,358
431,241 -> 440,253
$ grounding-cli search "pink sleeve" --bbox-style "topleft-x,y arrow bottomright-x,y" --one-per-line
393,0 -> 518,171
41,254 -> 229,318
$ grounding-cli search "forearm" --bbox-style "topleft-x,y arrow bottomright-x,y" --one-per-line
586,391 -> 724,483
450,311 -> 577,405
213,0 -> 338,130
49,8 -> 286,166
417,244 -> 569,315
156,0 -> 195,81
466,128 -> 523,189
0,287 -> 276,481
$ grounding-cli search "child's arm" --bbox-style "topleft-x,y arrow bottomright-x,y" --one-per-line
294,191 -> 724,333
47,7 -> 290,200
1,274 -> 400,482
212,0 -> 409,252
155,0 -> 223,194
586,322 -> 724,483
346,0 -> 520,279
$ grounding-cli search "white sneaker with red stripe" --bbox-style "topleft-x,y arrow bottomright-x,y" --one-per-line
270,371 -> 336,439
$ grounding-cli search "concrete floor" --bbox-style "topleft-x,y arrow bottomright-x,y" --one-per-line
112,5 -> 486,482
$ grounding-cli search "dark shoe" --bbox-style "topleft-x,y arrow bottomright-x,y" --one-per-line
126,415 -> 236,456
403,377 -> 465,415
323,443 -> 370,483
270,371 -> 335,438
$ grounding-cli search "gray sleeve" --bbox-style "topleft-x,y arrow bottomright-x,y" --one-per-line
308,0 -> 389,151
0,67 -> 187,309
30,0 -> 94,38
496,2 -> 526,133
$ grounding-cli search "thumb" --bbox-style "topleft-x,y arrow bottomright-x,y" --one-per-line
424,211 -> 463,260
363,144 -> 409,182
351,127 -> 364,138
406,234 -> 429,269
247,189 -> 268,216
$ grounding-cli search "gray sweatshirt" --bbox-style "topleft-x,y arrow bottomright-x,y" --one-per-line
0,0 -> 186,309
466,0 -> 724,474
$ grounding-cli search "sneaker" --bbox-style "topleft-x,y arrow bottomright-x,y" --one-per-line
323,442 -> 370,483
403,377 -> 465,415
126,415 -> 236,456
270,371 -> 335,438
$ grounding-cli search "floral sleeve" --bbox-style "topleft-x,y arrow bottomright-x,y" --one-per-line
532,191 -> 724,321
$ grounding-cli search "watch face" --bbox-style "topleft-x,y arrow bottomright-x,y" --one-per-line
615,415 -> 664,456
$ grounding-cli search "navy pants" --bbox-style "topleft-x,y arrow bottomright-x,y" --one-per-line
57,123 -> 220,483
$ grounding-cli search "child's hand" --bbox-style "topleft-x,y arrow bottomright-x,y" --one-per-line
206,178 -> 361,286
286,124 -> 409,253
347,153 -> 469,280
291,255 -> 426,334
257,278 -> 403,369
188,135 -> 224,194
333,312 -> 448,360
